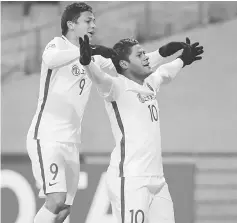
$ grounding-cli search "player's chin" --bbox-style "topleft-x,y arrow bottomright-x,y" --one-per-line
143,65 -> 152,75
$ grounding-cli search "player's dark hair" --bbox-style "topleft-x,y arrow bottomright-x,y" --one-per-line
112,38 -> 139,74
61,2 -> 93,36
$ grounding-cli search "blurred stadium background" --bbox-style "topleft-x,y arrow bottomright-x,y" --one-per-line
1,1 -> 237,223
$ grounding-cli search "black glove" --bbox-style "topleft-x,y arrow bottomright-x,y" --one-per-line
159,40 -> 188,57
90,44 -> 117,59
178,38 -> 204,67
79,35 -> 92,66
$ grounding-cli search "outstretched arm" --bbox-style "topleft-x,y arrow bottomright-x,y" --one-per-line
84,62 -> 115,97
93,56 -> 118,77
146,38 -> 191,69
80,35 -> 122,100
149,41 -> 204,90
149,58 -> 184,88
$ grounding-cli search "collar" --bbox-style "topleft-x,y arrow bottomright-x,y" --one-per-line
120,75 -> 154,95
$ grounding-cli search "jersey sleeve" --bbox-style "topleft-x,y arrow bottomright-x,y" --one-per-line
146,50 -> 166,69
84,62 -> 124,101
103,76 -> 125,101
42,37 -> 80,69
147,58 -> 184,92
93,55 -> 118,77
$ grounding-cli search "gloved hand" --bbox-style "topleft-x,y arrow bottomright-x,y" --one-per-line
90,44 -> 117,59
159,40 -> 189,57
79,35 -> 92,66
178,38 -> 204,67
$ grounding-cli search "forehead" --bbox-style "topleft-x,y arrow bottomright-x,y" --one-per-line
76,11 -> 95,21
131,44 -> 144,54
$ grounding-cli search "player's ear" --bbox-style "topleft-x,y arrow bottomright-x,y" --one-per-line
119,60 -> 128,70
67,21 -> 75,31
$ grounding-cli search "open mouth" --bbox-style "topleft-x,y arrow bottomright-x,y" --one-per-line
88,31 -> 94,36
143,62 -> 150,67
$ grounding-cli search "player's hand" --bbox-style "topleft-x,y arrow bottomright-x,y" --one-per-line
79,35 -> 92,66
178,37 -> 204,67
90,44 -> 117,59
185,37 -> 204,60
159,40 -> 190,57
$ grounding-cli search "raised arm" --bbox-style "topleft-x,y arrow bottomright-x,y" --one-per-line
43,37 -> 80,69
80,35 -> 122,100
149,58 -> 184,88
93,55 -> 118,77
84,62 -> 115,97
149,42 -> 204,90
90,44 -> 119,77
146,39 -> 191,69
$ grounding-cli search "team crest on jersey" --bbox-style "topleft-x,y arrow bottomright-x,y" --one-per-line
137,93 -> 156,103
72,65 -> 85,76
72,65 -> 80,76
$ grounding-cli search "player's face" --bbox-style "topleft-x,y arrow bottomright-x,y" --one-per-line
127,44 -> 152,78
74,11 -> 96,41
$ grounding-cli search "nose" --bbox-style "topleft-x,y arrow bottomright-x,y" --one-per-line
144,55 -> 149,62
91,21 -> 96,29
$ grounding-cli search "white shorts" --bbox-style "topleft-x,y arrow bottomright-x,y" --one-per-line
26,136 -> 80,205
106,174 -> 175,223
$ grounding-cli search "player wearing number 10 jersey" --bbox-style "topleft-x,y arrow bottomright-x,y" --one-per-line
80,36 -> 203,223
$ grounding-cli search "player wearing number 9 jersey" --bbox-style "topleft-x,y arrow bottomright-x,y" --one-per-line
26,3 -> 174,223
80,36 -> 203,223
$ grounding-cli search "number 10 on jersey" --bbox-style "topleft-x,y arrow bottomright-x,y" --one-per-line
148,105 -> 158,122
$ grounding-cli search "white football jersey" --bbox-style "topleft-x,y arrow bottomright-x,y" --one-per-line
28,36 -> 165,143
91,59 -> 184,177
28,36 -> 113,142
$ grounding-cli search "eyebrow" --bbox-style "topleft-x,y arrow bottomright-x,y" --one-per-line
86,16 -> 96,21
137,50 -> 145,54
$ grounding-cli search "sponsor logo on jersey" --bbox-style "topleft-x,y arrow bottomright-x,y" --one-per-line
46,43 -> 56,49
137,93 -> 156,103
